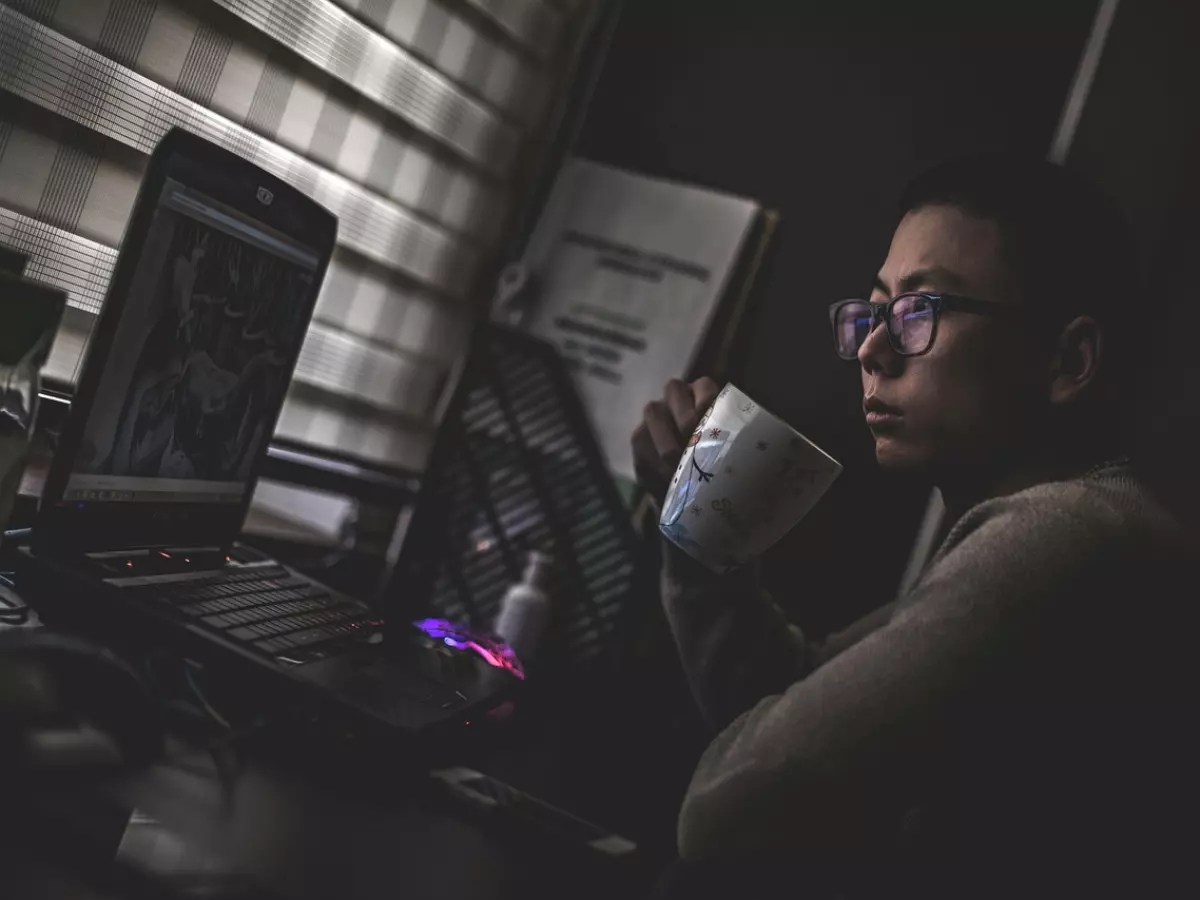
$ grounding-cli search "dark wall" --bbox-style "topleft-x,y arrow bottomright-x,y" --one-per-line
575,0 -> 1097,633
1066,0 -> 1200,524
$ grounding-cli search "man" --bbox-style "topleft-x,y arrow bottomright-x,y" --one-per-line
633,156 -> 1195,896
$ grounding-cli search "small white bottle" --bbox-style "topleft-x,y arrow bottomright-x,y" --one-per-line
493,550 -> 554,665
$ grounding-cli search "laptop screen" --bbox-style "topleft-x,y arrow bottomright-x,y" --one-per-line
63,178 -> 320,506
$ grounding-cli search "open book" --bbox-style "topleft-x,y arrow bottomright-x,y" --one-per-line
517,158 -> 769,482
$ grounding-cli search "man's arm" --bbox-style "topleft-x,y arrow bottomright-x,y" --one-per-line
661,543 -> 897,731
671,485 -> 1120,861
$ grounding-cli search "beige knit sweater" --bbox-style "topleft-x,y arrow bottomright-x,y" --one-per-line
661,463 -> 1196,893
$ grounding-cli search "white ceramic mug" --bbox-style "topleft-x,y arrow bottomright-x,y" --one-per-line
659,384 -> 842,572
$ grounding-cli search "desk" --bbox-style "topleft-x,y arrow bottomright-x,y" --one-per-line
13,739 -> 651,900
1,574 -> 698,900
5,452 -> 699,899
2,687 -> 679,900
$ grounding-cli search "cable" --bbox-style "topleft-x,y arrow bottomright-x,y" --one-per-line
182,661 -> 232,730
0,606 -> 29,625
0,572 -> 29,625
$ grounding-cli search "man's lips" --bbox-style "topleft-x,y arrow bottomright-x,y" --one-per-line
863,395 -> 903,426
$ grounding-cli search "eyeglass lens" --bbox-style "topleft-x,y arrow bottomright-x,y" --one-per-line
834,295 -> 936,358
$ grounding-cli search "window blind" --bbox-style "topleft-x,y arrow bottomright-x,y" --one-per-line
0,0 -> 593,474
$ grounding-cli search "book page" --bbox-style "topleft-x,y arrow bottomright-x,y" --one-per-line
521,159 -> 760,481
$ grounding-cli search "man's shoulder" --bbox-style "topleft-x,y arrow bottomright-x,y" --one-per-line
1013,469 -> 1183,543
932,468 -> 1191,577
893,470 -> 1195,649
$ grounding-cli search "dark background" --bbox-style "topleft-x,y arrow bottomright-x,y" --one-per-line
1064,0 -> 1200,524
574,0 -> 1099,634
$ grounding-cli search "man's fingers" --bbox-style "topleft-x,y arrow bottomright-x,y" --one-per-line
664,379 -> 696,431
632,379 -> 720,501
631,421 -> 666,491
643,400 -> 683,465
631,421 -> 654,462
691,377 -> 721,410
631,421 -> 661,468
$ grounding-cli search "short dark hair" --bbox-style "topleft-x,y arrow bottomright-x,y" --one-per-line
899,154 -> 1142,428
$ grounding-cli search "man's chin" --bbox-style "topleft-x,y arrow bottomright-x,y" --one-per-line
873,435 -> 931,473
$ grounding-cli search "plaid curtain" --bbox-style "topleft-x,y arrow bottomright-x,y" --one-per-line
0,0 -> 590,472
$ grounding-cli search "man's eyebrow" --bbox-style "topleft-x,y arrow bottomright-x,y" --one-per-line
872,267 -> 969,297
897,267 -> 968,293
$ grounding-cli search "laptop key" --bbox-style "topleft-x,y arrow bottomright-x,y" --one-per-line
197,597 -> 237,615
212,598 -> 329,627
190,597 -> 236,615
225,610 -> 256,626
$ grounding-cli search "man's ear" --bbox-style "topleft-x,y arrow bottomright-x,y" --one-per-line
1048,315 -> 1103,406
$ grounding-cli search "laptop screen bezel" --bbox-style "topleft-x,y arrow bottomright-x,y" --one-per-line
34,129 -> 337,555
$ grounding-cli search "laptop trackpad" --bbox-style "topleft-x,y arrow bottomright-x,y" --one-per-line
296,649 -> 466,729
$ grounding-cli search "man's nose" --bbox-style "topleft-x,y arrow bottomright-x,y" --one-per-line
857,316 -> 901,375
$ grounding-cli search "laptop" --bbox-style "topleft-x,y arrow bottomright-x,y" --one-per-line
21,129 -> 513,736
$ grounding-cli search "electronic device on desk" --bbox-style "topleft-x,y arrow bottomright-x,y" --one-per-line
17,129 -> 517,741
430,767 -> 638,859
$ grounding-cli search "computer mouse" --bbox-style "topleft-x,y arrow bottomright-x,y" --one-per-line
0,630 -> 164,771
412,618 -> 526,681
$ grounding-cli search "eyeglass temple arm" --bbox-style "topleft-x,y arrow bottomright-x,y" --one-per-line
935,294 -> 1027,320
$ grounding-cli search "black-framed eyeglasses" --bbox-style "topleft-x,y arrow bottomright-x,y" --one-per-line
828,293 -> 1025,360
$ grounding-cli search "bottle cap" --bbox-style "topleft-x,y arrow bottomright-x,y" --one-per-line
522,550 -> 554,591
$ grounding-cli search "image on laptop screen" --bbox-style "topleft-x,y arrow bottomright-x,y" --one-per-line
63,178 -> 320,506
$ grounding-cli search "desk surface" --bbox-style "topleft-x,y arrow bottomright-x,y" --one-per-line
0,604 -> 695,900
5,455 -> 695,899
3,713 -> 670,900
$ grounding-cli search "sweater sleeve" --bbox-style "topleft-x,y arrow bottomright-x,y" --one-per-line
660,543 -> 899,731
666,484 -> 1126,862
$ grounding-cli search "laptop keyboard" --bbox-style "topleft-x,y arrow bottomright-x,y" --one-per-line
127,565 -> 379,658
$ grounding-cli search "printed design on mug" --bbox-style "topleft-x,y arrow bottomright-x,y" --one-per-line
778,456 -> 822,495
711,497 -> 747,533
689,421 -> 728,485
660,422 -> 732,527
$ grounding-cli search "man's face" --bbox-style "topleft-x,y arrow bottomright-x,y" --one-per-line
861,204 -> 1045,475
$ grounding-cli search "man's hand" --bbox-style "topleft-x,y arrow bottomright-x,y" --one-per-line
631,377 -> 721,504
